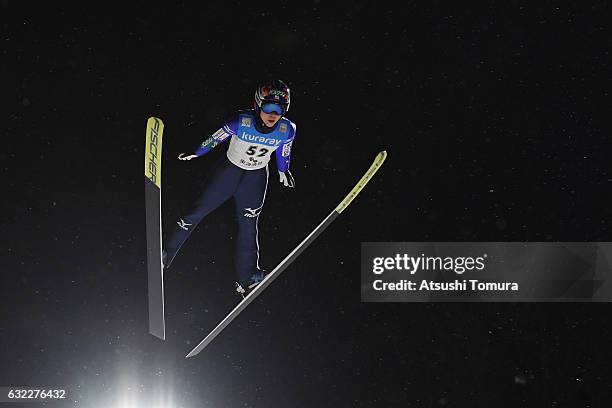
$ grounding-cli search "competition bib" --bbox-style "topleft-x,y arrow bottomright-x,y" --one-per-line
226,113 -> 292,170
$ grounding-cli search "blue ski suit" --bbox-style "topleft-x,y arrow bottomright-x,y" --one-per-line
165,110 -> 297,287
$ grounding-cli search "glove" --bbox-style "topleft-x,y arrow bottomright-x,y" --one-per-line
278,170 -> 295,188
178,153 -> 198,161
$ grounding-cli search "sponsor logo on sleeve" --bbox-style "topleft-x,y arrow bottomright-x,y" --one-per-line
211,128 -> 230,142
282,140 -> 293,156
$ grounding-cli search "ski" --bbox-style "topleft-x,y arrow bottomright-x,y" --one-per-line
144,117 -> 166,340
185,150 -> 388,357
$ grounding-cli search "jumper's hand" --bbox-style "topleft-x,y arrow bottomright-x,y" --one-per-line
278,170 -> 295,188
178,153 -> 198,161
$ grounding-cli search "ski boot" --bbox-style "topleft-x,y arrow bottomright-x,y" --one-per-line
161,250 -> 179,270
162,250 -> 176,270
161,250 -> 167,269
235,269 -> 267,299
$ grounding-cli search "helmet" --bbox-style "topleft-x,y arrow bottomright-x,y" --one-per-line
254,79 -> 291,114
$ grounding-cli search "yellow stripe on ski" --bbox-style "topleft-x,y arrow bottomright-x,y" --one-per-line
335,150 -> 387,214
144,117 -> 164,188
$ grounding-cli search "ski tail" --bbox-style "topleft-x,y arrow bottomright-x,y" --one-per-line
144,117 -> 166,340
185,150 -> 387,357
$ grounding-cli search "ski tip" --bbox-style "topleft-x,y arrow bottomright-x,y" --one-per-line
335,150 -> 388,214
374,151 -> 387,166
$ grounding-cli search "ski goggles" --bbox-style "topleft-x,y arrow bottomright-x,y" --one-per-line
261,102 -> 285,115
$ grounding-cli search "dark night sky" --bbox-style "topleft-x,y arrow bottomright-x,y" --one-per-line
2,1 -> 612,407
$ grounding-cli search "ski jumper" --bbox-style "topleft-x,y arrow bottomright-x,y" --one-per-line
164,110 -> 296,287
